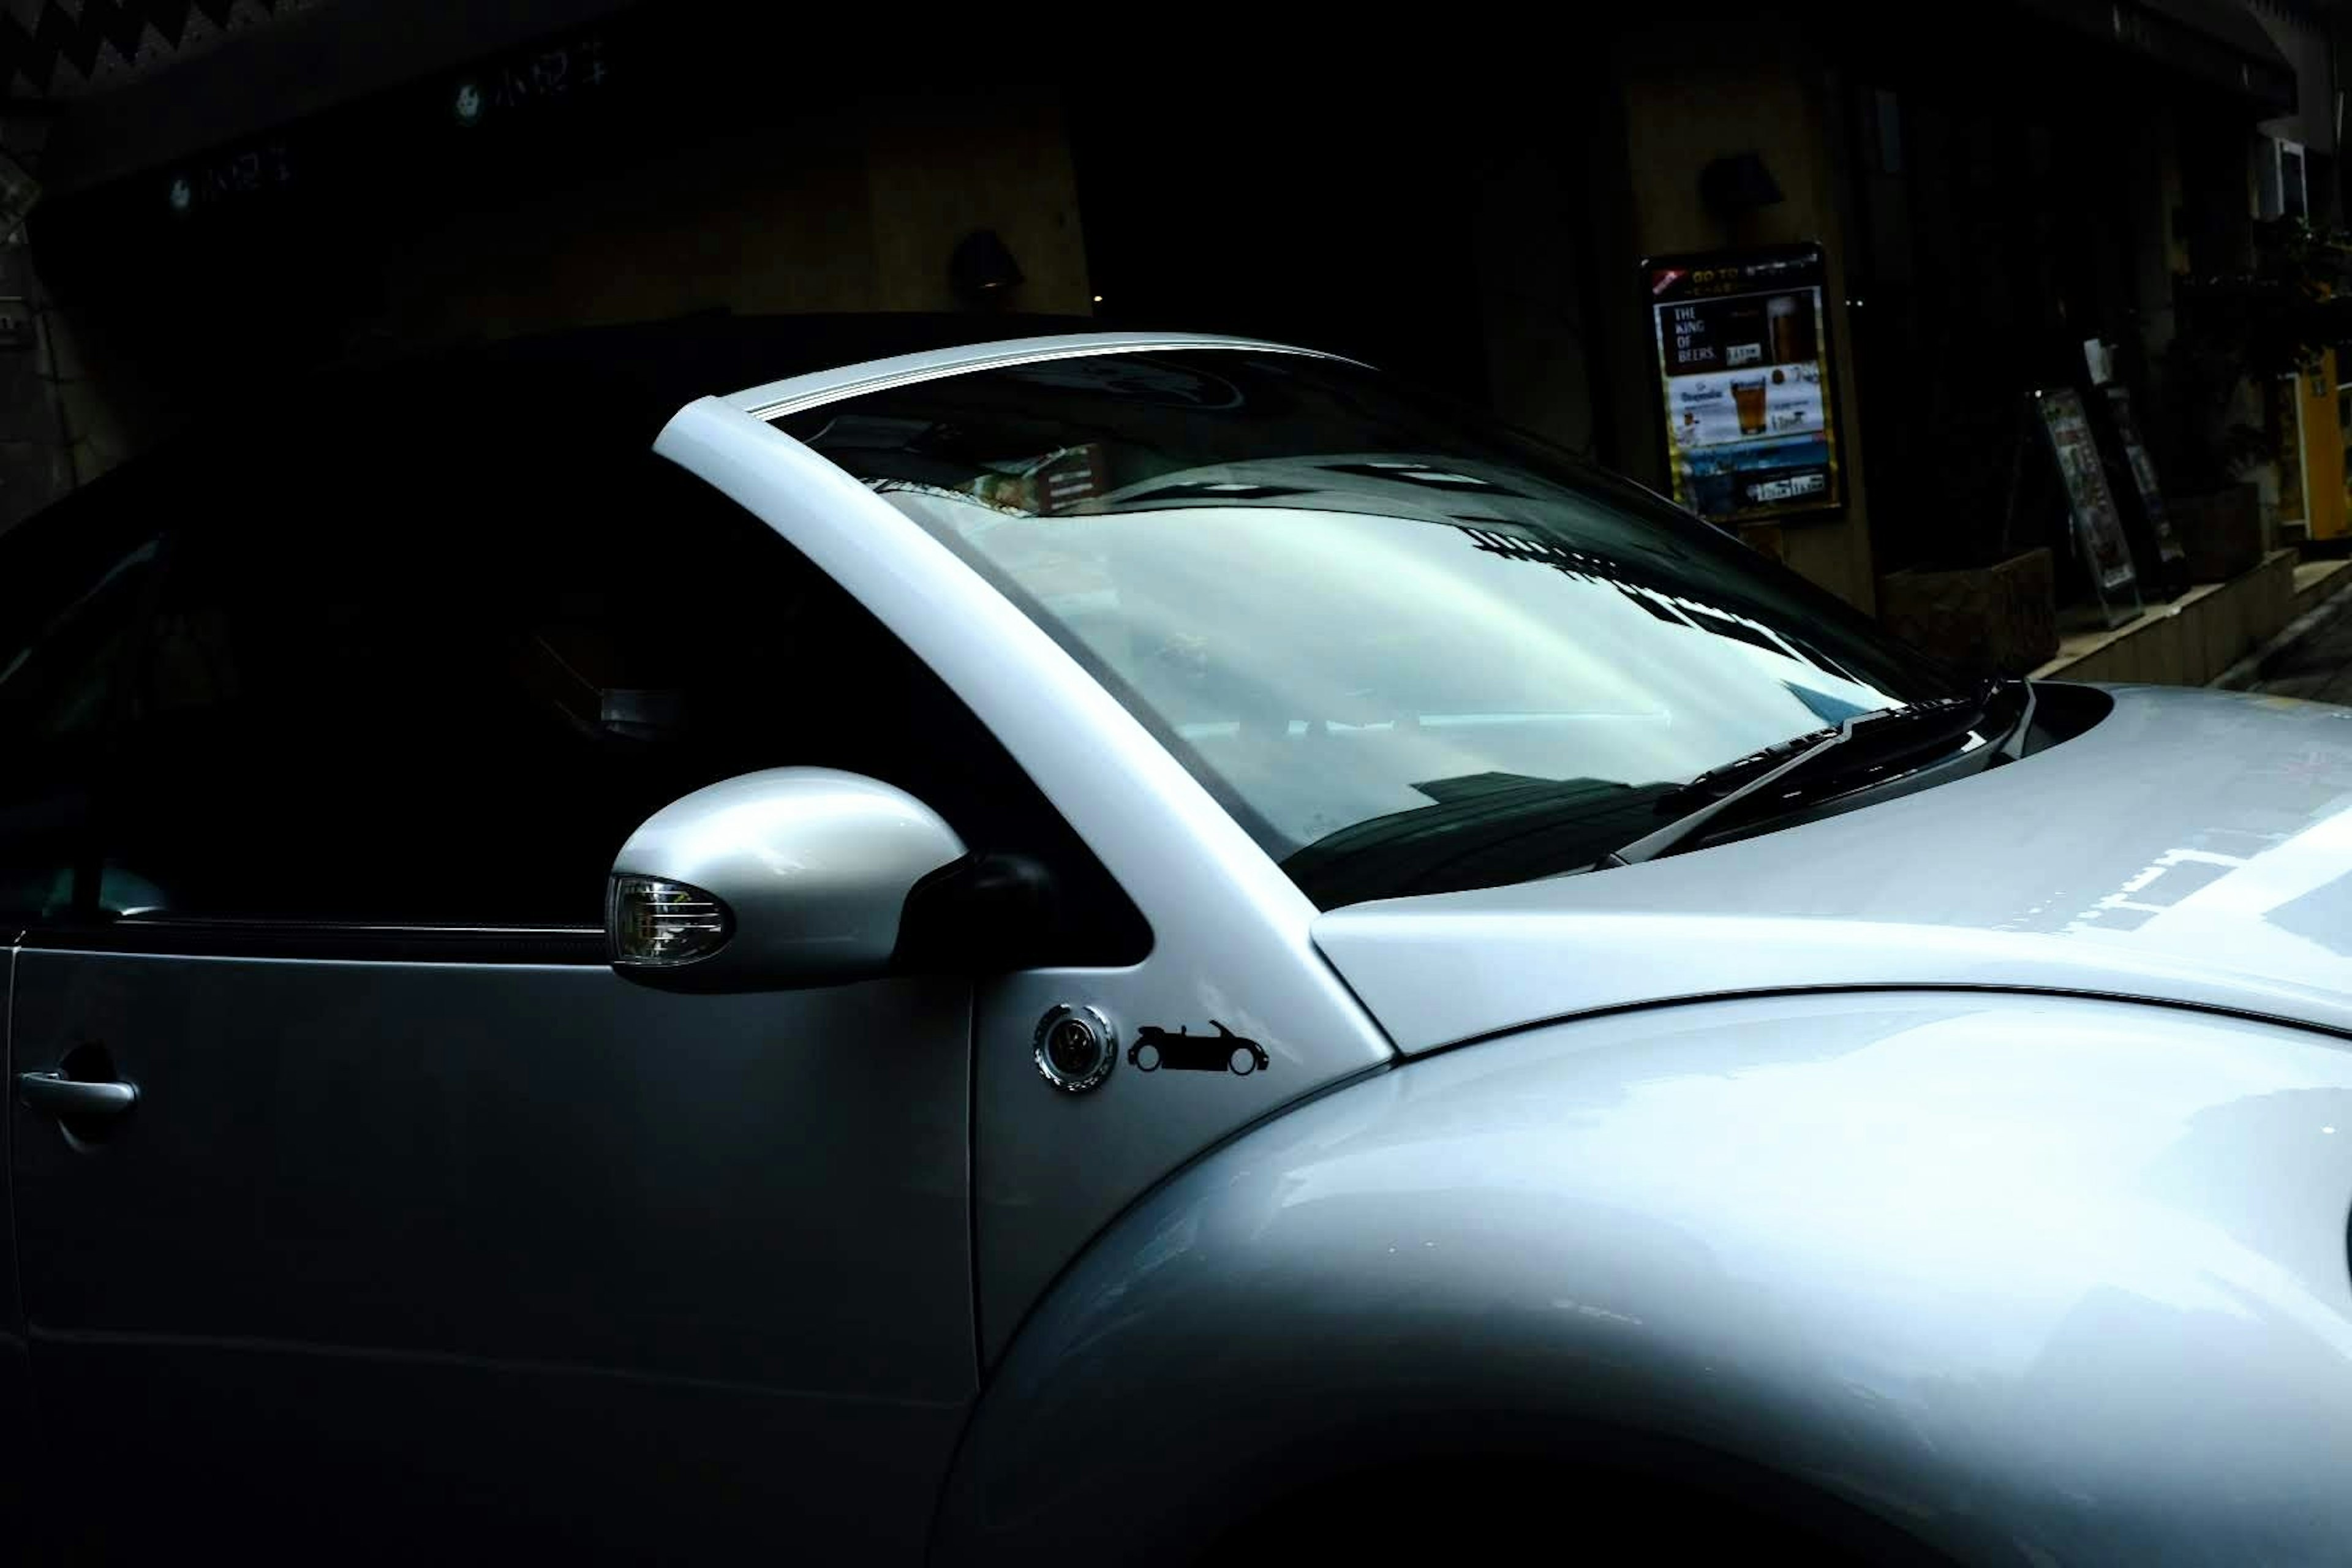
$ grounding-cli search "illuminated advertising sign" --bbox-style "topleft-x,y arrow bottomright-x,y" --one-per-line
1645,244 -> 1842,523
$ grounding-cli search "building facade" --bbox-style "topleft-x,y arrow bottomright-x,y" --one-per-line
0,0 -> 2330,680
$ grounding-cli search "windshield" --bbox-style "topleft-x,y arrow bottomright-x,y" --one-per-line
777,349 -> 1959,908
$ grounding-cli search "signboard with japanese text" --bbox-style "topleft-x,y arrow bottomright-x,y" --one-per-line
2035,388 -> 2138,595
2101,385 -> 2183,565
1645,244 -> 1842,522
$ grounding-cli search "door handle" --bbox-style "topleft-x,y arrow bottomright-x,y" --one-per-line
18,1071 -> 138,1118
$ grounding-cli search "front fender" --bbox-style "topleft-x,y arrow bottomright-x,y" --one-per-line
933,990 -> 2352,1566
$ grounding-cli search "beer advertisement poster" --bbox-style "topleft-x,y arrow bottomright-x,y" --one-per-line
1644,244 -> 1841,524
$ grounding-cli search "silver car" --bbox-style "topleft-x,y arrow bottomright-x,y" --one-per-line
4,321 -> 2350,1564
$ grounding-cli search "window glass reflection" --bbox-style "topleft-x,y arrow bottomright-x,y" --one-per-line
784,352 -> 1953,905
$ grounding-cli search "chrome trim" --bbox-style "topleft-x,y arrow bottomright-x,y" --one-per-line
724,333 -> 1355,421
102,918 -> 603,939
20,918 -> 611,965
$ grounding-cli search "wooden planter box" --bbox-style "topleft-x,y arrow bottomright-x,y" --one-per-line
2170,481 -> 2264,584
1877,546 -> 2058,677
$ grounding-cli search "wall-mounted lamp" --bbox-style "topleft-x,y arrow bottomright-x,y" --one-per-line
951,228 -> 1025,305
1698,153 -> 1784,216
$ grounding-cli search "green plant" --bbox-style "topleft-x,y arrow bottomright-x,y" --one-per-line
2160,219 -> 2352,492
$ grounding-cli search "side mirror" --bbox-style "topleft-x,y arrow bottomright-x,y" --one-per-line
607,767 -> 967,992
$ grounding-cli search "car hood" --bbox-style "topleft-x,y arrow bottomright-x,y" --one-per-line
1313,684 -> 2352,1052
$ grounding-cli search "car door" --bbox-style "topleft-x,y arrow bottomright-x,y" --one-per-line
6,426 -> 1090,1559
0,481 -> 169,1547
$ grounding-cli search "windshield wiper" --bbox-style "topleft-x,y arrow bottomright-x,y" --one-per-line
1994,676 -> 2037,761
1597,692 -> 1996,869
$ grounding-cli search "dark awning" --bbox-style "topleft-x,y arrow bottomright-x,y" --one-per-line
26,0 -> 635,197
2015,0 -> 2299,115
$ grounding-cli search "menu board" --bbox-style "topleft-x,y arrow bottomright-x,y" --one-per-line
2102,385 -> 2184,565
1645,244 -> 1842,522
2035,389 -> 2137,594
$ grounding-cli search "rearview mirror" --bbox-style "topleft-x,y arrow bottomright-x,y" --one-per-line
607,767 -> 968,992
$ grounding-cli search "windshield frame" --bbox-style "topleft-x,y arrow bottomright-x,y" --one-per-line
730,333 -> 1355,420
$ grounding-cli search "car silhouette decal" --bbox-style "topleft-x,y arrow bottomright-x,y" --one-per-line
1127,1021 -> 1270,1076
